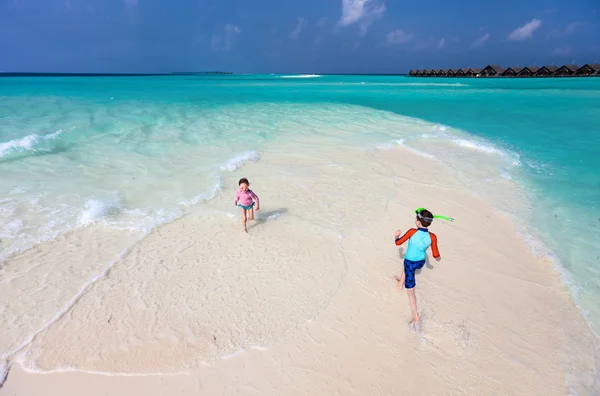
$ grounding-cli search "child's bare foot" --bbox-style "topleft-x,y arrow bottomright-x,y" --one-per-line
410,315 -> 420,326
393,275 -> 404,288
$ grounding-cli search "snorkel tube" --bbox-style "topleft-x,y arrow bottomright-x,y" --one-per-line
414,207 -> 455,222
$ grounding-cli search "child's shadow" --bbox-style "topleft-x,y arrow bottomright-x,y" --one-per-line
247,208 -> 288,230
397,247 -> 435,275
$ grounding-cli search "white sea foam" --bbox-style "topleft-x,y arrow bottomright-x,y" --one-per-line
44,129 -> 65,140
180,179 -> 222,206
280,74 -> 322,78
376,139 -> 436,160
0,130 -> 65,158
418,130 -> 521,166
452,138 -> 505,155
78,197 -> 123,226
394,139 -> 437,160
0,134 -> 39,157
219,150 -> 259,171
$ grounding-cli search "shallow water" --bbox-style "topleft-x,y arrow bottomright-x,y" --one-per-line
1,74 -> 599,375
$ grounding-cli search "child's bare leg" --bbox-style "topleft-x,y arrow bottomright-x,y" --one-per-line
248,207 -> 255,221
407,288 -> 420,325
241,208 -> 248,232
393,273 -> 405,289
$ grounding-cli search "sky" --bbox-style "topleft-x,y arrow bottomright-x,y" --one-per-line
1,0 -> 599,74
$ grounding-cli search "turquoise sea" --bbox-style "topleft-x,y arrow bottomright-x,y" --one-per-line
1,74 -> 599,340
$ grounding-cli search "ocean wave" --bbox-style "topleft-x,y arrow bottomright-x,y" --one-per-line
451,138 -> 521,166
0,130 -> 65,158
419,131 -> 521,166
279,74 -> 322,78
180,179 -> 222,206
219,150 -> 259,172
78,197 -> 123,226
393,139 -> 437,159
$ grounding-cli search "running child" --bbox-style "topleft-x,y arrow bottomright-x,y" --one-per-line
393,208 -> 441,326
234,178 -> 260,233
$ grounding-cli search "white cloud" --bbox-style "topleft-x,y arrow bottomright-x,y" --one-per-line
436,37 -> 445,50
553,46 -> 571,56
316,17 -> 329,28
386,29 -> 412,45
549,21 -> 584,38
338,0 -> 386,36
289,17 -> 306,40
211,24 -> 241,51
121,0 -> 139,21
508,18 -> 542,41
409,38 -> 445,52
471,33 -> 490,48
565,22 -> 584,34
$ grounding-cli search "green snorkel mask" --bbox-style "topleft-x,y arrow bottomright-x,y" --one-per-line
414,207 -> 455,222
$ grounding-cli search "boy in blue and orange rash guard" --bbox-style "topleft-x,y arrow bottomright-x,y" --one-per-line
393,209 -> 441,326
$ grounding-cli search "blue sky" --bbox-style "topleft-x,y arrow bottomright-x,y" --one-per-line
1,0 -> 599,73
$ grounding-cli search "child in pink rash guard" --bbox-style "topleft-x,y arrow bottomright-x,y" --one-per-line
234,177 -> 260,233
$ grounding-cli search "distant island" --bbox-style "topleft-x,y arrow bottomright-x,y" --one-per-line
0,72 -> 235,77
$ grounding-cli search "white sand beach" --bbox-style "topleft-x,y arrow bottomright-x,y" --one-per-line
1,146 -> 598,395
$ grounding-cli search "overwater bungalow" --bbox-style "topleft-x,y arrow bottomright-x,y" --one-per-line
480,65 -> 505,77
501,67 -> 523,77
534,66 -> 558,77
575,64 -> 600,76
554,65 -> 579,77
410,62 -> 599,78
516,66 -> 540,77
465,68 -> 482,77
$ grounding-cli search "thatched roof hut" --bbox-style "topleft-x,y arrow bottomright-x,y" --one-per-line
447,69 -> 457,76
534,66 -> 559,77
516,66 -> 540,77
480,65 -> 505,77
437,69 -> 448,76
501,67 -> 523,77
465,68 -> 483,77
455,69 -> 466,77
554,65 -> 579,76
575,64 -> 600,76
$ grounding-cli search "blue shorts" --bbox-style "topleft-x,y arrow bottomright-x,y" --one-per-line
403,259 -> 426,289
238,202 -> 255,211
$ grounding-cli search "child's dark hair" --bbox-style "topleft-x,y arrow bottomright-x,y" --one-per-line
417,209 -> 434,227
238,178 -> 250,186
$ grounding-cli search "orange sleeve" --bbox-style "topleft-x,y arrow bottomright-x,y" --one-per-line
429,232 -> 440,258
395,229 -> 417,246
